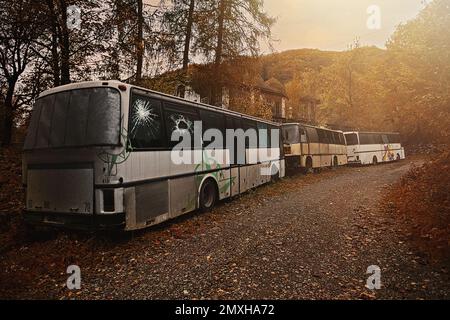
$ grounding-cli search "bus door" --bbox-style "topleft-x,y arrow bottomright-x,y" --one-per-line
299,126 -> 308,156
344,133 -> 359,159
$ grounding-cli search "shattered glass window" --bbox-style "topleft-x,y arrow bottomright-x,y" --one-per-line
129,94 -> 164,149
165,104 -> 199,149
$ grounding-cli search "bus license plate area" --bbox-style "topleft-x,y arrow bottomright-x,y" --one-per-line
26,167 -> 94,214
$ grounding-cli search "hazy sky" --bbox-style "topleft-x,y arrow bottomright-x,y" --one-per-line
262,0 -> 430,52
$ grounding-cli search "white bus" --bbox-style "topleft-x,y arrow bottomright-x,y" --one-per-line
282,123 -> 348,172
22,81 -> 285,231
344,131 -> 405,165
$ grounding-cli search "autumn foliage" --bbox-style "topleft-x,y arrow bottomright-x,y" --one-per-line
390,151 -> 450,263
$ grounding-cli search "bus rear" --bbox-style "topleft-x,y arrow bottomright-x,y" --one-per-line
282,124 -> 302,169
22,81 -> 128,230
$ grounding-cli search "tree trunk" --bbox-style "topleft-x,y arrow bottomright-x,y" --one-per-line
46,0 -> 61,87
179,0 -> 195,97
136,0 -> 144,83
212,0 -> 226,106
59,0 -> 71,85
183,0 -> 195,71
1,80 -> 17,146
51,31 -> 61,86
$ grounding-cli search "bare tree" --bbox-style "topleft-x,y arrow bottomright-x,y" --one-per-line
0,0 -> 40,145
194,0 -> 275,106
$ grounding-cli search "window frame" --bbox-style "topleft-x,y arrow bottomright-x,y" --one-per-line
305,127 -> 319,143
225,115 -> 243,167
299,126 -> 308,143
24,86 -> 122,151
317,129 -> 329,144
163,102 -> 200,150
345,133 -> 359,146
257,122 -> 269,148
242,119 -> 258,149
127,91 -> 166,151
200,109 -> 226,149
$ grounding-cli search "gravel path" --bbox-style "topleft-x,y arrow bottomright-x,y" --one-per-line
2,157 -> 449,299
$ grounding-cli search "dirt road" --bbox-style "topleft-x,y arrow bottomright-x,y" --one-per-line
1,157 -> 449,299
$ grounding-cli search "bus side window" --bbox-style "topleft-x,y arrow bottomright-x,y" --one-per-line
317,129 -> 328,144
382,134 -> 389,144
164,103 -> 199,149
243,120 -> 258,148
299,127 -> 307,143
332,132 -> 339,145
257,122 -> 269,148
374,134 -> 381,144
359,133 -> 369,145
306,127 -> 319,143
129,94 -> 165,149
338,133 -> 345,145
326,131 -> 334,144
388,133 -> 400,143
376,134 -> 383,144
200,110 -> 225,149
336,132 -> 342,145
268,125 -> 279,149
226,116 -> 242,165
24,99 -> 44,149
35,94 -> 56,148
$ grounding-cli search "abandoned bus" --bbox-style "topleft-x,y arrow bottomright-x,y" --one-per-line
22,81 -> 285,231
282,123 -> 348,172
344,131 -> 405,165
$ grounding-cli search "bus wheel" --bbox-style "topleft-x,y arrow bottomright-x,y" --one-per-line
199,179 -> 218,212
270,165 -> 280,182
305,157 -> 313,174
372,156 -> 378,165
333,156 -> 338,168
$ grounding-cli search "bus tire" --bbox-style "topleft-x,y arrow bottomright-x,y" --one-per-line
270,165 -> 280,182
199,178 -> 218,212
372,156 -> 378,165
305,157 -> 313,174
333,156 -> 338,168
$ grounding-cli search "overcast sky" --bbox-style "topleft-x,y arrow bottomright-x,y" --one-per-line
262,0 -> 430,52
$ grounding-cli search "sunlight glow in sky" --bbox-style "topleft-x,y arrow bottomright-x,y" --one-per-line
262,0 -> 430,52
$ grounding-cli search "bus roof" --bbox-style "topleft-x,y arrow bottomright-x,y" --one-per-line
344,131 -> 400,135
283,122 -> 344,133
37,80 -> 280,127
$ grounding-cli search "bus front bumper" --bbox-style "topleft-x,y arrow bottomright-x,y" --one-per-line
23,210 -> 125,231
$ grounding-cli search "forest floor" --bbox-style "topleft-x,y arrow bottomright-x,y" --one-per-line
0,146 -> 449,299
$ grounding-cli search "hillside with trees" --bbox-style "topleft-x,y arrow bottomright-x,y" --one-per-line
1,0 -> 449,146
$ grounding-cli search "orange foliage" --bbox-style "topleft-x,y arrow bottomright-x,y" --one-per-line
390,151 -> 450,264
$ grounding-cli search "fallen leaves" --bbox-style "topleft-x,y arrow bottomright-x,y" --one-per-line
387,150 -> 450,264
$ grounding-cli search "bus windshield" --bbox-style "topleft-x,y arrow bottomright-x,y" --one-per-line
345,133 -> 359,146
282,125 -> 300,144
24,87 -> 121,150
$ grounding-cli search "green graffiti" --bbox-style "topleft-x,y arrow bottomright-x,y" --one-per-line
195,150 -> 237,195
